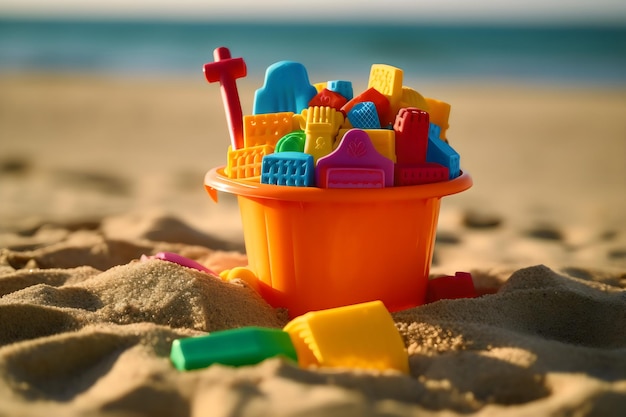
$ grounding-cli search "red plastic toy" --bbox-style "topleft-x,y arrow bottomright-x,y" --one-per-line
393,107 -> 430,165
395,162 -> 449,186
426,272 -> 477,303
308,88 -> 348,110
340,87 -> 391,127
204,47 -> 247,150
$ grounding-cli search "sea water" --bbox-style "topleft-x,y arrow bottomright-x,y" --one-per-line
0,18 -> 625,86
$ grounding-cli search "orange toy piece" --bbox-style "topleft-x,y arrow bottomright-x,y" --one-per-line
424,97 -> 451,141
243,112 -> 296,148
341,88 -> 392,128
226,144 -> 272,179
399,86 -> 429,112
283,300 -> 409,374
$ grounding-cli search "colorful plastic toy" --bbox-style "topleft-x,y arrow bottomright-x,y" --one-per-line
170,327 -> 298,371
394,107 -> 430,165
243,112 -> 296,148
203,47 -> 247,150
424,97 -> 451,141
297,106 -> 344,164
253,61 -> 318,115
326,80 -> 353,101
312,81 -> 327,92
429,122 -> 441,142
308,88 -> 348,110
399,86 -> 429,112
341,87 -> 391,128
395,162 -> 449,186
316,129 -> 394,188
220,266 -> 260,292
283,300 -> 409,374
347,101 -> 381,129
336,128 -> 396,163
425,272 -> 477,303
368,64 -> 403,125
140,252 -> 217,275
226,144 -> 272,179
426,134 -> 460,179
204,51 -> 473,317
275,130 -> 306,153
261,152 -> 315,187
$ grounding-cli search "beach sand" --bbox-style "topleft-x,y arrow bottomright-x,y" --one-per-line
1,74 -> 625,416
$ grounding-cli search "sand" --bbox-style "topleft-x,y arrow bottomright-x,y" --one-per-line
1,74 -> 626,416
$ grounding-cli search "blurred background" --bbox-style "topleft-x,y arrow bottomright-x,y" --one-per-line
2,1 -> 625,84
1,1 -> 625,268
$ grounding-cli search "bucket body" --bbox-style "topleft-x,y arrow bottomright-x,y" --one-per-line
206,167 -> 472,317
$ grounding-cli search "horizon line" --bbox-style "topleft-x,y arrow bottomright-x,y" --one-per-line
1,13 -> 625,28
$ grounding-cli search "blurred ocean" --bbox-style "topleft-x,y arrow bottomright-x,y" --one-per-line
1,18 -> 625,86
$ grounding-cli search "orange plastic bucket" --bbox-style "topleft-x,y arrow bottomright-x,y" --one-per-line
205,167 -> 472,318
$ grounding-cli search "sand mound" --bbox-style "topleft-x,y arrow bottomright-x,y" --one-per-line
1,215 -> 625,416
1,75 -> 625,415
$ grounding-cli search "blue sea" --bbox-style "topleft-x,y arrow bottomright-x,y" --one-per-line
1,18 -> 625,87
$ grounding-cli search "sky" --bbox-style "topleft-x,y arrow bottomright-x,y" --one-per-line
1,0 -> 626,24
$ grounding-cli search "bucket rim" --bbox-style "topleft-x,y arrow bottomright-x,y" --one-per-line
205,166 -> 472,203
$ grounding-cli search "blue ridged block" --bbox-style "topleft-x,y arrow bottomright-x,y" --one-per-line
428,122 -> 441,140
426,134 -> 460,179
261,152 -> 315,187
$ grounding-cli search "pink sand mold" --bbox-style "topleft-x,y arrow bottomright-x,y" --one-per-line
253,61 -> 318,115
203,47 -> 247,150
316,129 -> 394,188
141,252 -> 217,275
